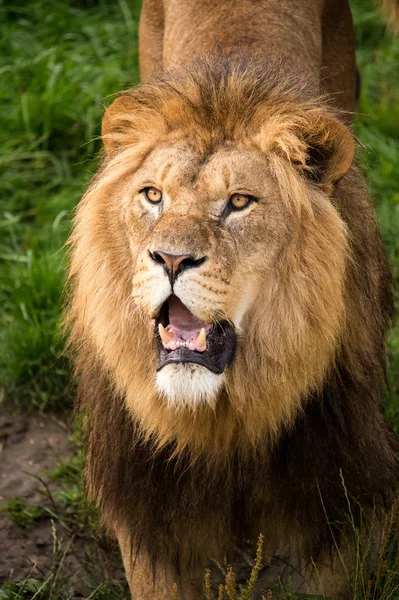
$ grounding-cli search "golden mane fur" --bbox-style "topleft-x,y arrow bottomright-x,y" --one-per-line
68,55 -> 391,463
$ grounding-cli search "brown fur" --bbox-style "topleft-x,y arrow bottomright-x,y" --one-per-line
139,0 -> 358,119
66,3 -> 398,599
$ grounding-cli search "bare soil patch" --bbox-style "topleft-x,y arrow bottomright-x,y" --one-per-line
0,409 -> 126,598
0,411 -> 72,582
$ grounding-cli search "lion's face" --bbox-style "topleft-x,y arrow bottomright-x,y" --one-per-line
123,141 -> 289,403
69,60 -> 356,448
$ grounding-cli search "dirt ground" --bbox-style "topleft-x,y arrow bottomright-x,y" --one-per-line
0,411 -> 72,582
0,409 -> 305,598
0,409 -> 127,597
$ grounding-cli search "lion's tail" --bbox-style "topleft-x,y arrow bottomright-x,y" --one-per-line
379,0 -> 399,33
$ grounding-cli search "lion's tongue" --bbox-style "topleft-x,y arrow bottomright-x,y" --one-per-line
163,295 -> 210,352
168,295 -> 204,332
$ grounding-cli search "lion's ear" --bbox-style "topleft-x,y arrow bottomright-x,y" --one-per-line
297,113 -> 355,189
262,110 -> 355,191
102,96 -> 139,155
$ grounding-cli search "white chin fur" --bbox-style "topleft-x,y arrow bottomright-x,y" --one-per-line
156,363 -> 224,407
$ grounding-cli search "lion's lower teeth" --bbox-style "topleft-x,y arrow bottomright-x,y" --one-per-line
181,341 -> 193,348
162,335 -> 203,351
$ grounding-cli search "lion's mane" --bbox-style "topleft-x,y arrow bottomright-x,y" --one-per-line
67,55 -> 397,566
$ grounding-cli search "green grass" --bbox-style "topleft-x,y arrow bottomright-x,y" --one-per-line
0,0 -> 398,598
0,0 -> 141,410
0,580 -> 127,600
351,0 -> 399,425
0,498 -> 47,528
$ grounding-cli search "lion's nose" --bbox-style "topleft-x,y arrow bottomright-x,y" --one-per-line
150,250 -> 206,286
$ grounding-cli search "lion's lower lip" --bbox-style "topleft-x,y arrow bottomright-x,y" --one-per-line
155,298 -> 236,374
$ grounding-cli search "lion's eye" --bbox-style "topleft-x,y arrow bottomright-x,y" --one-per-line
143,187 -> 163,204
229,194 -> 252,211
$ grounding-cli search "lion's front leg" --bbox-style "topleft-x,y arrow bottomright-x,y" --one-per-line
305,518 -> 383,600
117,528 -> 204,600
305,552 -> 351,600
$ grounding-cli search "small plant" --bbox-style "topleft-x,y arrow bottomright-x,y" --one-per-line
240,534 -> 264,600
1,498 -> 46,528
175,535 -> 267,600
0,578 -> 51,600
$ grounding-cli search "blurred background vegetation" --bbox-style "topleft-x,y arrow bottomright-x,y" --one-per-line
0,0 -> 141,411
0,0 -> 398,597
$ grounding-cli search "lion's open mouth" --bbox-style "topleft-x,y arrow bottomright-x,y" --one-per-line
155,295 -> 236,374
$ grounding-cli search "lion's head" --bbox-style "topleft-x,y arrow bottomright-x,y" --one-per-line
68,56 -> 356,456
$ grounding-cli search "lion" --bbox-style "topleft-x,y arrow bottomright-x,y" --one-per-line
67,1 -> 399,598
